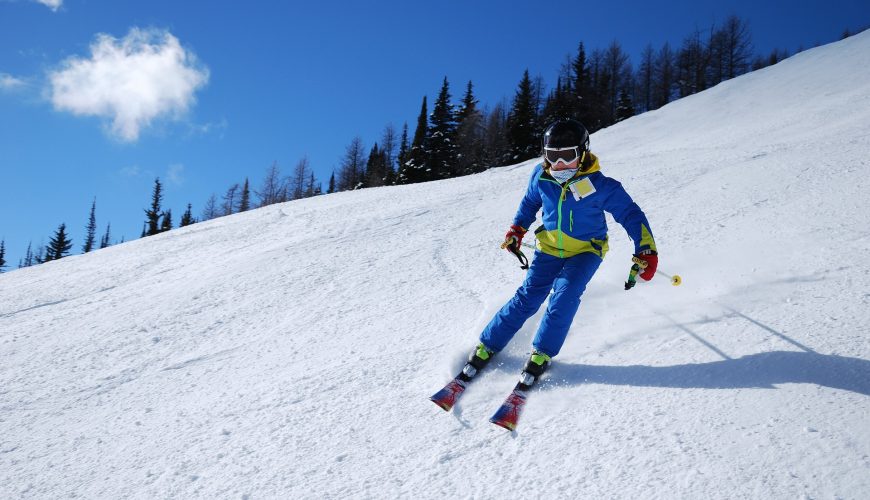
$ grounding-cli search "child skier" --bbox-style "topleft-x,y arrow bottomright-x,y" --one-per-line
459,119 -> 659,393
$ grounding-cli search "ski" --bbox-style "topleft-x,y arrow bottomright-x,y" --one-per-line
429,376 -> 469,412
430,344 -> 494,412
489,383 -> 530,431
489,351 -> 550,431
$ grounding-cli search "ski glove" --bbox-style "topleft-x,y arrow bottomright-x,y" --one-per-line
634,250 -> 658,281
503,224 -> 528,251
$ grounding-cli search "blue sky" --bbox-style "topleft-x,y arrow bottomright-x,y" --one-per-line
1,0 -> 868,268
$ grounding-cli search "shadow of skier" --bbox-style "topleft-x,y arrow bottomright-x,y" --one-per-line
546,351 -> 870,396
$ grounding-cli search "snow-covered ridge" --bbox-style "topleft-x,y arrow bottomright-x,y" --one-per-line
2,30 -> 869,499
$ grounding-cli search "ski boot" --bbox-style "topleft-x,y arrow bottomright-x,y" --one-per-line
517,351 -> 551,390
458,343 -> 495,382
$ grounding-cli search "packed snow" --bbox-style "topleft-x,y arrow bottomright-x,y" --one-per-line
2,31 -> 869,499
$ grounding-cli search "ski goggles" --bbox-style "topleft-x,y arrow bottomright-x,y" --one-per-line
544,146 -> 586,165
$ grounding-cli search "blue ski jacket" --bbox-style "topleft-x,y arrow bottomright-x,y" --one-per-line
513,153 -> 656,259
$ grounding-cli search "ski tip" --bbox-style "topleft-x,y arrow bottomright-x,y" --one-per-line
430,397 -> 453,412
490,418 -> 517,431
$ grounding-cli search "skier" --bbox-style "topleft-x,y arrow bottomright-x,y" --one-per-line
462,119 -> 659,391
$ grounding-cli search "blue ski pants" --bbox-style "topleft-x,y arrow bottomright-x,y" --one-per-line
480,251 -> 602,358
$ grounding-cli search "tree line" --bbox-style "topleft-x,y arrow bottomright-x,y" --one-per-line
2,17 -> 854,273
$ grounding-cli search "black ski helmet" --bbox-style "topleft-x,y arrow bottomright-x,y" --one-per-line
543,119 -> 590,152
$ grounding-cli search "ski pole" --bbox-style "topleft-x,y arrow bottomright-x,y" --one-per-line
500,238 -> 529,270
625,255 -> 682,290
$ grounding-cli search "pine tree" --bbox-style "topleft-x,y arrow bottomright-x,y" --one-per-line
483,101 -> 511,167
365,143 -> 385,187
305,172 -> 317,197
507,70 -> 540,162
404,96 -> 429,183
161,209 -> 173,232
47,223 -> 73,261
83,198 -> 97,253
677,29 -> 708,98
201,194 -> 218,221
338,137 -> 366,191
180,204 -> 195,227
144,178 -> 163,237
636,44 -> 655,113
395,123 -> 410,184
327,171 -> 336,194
34,245 -> 47,265
426,77 -> 459,179
0,239 -> 6,272
541,77 -> 574,126
291,158 -> 310,200
602,41 -> 633,126
239,178 -> 251,212
222,184 -> 240,216
615,89 -> 635,122
256,162 -> 284,207
456,81 -> 486,175
100,224 -> 112,248
652,42 -> 676,109
570,42 -> 590,122
721,15 -> 753,79
381,124 -> 397,185
21,241 -> 34,268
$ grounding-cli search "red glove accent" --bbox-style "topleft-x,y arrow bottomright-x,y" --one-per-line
504,225 -> 527,251
635,252 -> 658,281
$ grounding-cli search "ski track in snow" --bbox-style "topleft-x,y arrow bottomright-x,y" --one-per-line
2,31 -> 870,499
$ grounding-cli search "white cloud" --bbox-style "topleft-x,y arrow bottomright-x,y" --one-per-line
166,163 -> 185,186
119,165 -> 142,177
49,28 -> 209,142
0,73 -> 27,91
33,0 -> 62,11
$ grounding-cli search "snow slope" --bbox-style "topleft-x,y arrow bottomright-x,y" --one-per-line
2,31 -> 870,499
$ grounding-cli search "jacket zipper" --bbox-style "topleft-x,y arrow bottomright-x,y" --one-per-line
541,174 -> 583,259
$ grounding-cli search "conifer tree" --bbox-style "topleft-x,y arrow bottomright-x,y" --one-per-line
291,158 -> 310,200
161,209 -> 173,232
456,81 -> 486,175
305,172 -> 318,197
47,223 -> 73,261
18,241 -> 34,269
144,178 -> 163,237
83,198 -> 97,253
404,96 -> 429,183
615,89 -> 635,122
222,184 -> 240,216
541,77 -> 574,126
395,123 -> 410,184
426,77 -> 459,179
483,101 -> 511,167
365,143 -> 386,187
239,178 -> 251,212
180,204 -> 194,227
100,224 -> 112,248
507,70 -> 540,162
21,241 -> 34,268
327,171 -> 336,194
0,239 -> 6,273
636,44 -> 655,113
381,124 -> 397,183
338,137 -> 366,191
602,41 -> 633,125
652,42 -> 676,109
571,42 -> 590,122
201,194 -> 218,221
256,162 -> 284,207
